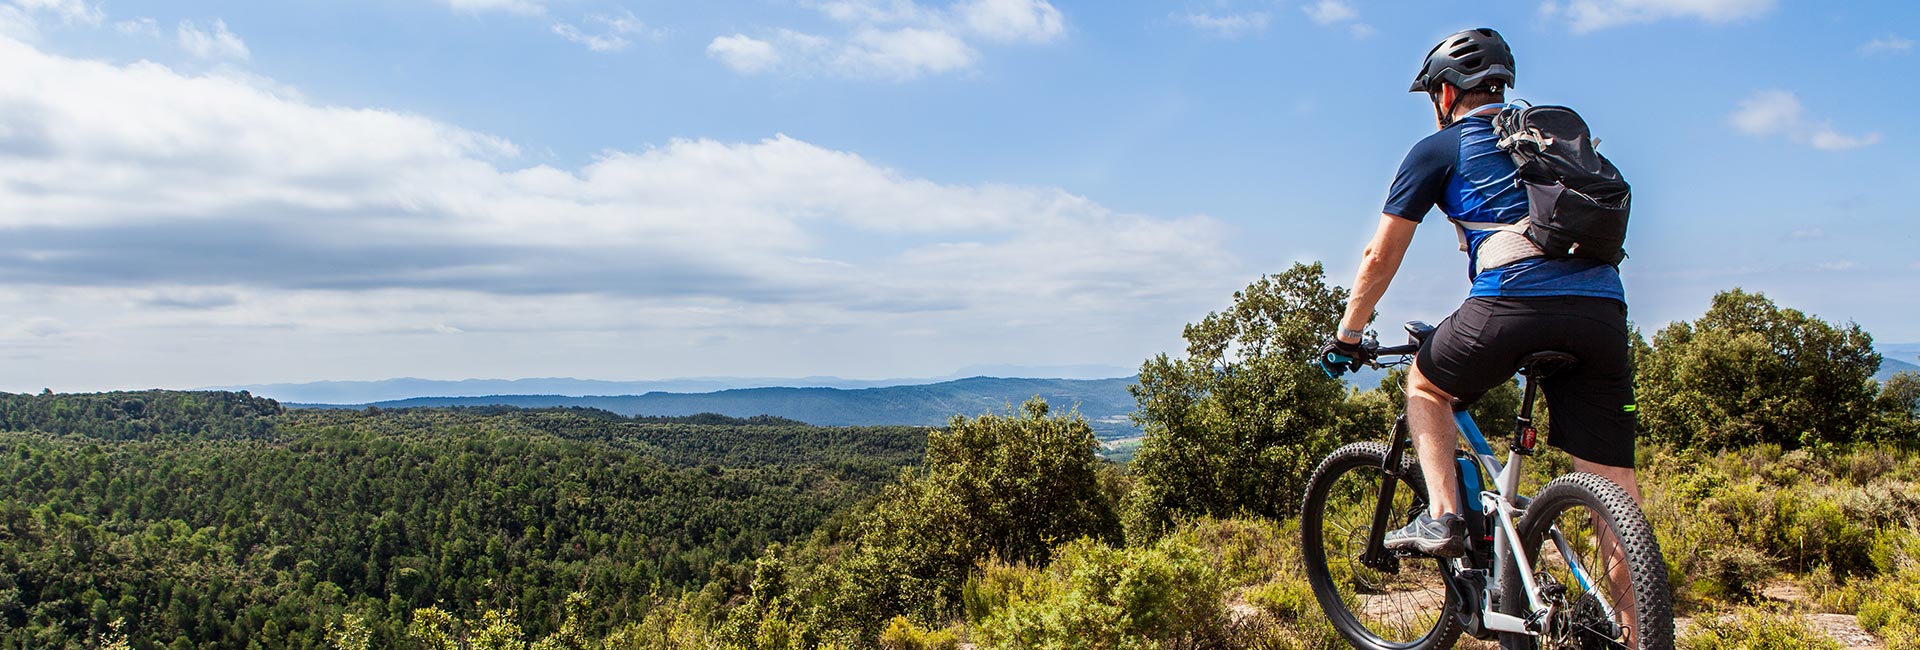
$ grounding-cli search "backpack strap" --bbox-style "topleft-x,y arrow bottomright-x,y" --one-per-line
1450,218 -> 1544,274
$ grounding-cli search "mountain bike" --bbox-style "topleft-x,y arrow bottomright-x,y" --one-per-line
1301,321 -> 1673,650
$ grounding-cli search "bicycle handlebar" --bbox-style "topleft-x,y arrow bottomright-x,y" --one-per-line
1340,339 -> 1419,371
1374,342 -> 1419,357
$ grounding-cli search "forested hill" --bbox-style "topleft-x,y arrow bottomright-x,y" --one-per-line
0,391 -> 929,648
302,376 -> 1144,439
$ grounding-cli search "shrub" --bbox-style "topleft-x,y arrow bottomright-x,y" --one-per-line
970,537 -> 1232,649
1856,576 -> 1920,650
1830,528 -> 1920,650
1641,442 -> 1916,608
1694,545 -> 1778,603
878,617 -> 961,650
1679,606 -> 1842,650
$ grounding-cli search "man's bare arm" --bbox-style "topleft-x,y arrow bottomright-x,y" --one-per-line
1338,214 -> 1419,342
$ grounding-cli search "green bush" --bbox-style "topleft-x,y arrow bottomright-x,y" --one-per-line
970,537 -> 1232,649
1829,528 -> 1920,650
1856,576 -> 1920,650
1693,545 -> 1777,603
877,616 -> 961,650
1640,442 -> 1920,608
1679,607 -> 1842,650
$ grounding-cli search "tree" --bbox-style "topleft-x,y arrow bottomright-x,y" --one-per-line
841,399 -> 1119,628
1636,289 -> 1883,449
1877,371 -> 1920,442
723,400 -> 1121,641
1122,263 -> 1361,539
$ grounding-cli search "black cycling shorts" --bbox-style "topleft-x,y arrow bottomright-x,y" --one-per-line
1415,296 -> 1638,468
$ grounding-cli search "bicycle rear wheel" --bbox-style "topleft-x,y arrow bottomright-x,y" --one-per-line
1498,472 -> 1674,650
1301,442 -> 1461,650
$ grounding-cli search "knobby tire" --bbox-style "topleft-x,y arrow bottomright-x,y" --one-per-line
1497,472 -> 1674,650
1301,442 -> 1463,650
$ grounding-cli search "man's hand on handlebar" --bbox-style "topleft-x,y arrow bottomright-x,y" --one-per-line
1317,336 -> 1375,378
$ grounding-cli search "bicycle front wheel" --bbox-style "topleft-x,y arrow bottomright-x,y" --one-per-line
1301,442 -> 1461,650
1498,472 -> 1674,650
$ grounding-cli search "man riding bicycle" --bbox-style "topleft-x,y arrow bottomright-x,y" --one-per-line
1320,28 -> 1640,559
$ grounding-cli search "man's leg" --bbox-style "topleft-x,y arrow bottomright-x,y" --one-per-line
1406,362 -> 1462,517
1387,300 -> 1511,558
1572,458 -> 1641,503
1379,361 -> 1471,558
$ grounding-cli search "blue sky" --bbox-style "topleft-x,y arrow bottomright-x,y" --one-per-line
0,0 -> 1914,391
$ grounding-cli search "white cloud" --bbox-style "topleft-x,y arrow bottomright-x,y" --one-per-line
1806,129 -> 1880,151
593,10 -> 655,38
1177,11 -> 1270,39
1302,0 -> 1356,25
0,35 -> 1235,386
712,0 -> 1062,80
1541,0 -> 1774,33
954,0 -> 1064,43
813,0 -> 929,24
177,19 -> 248,61
1730,90 -> 1881,151
1298,0 -> 1371,39
1859,35 -> 1913,56
0,6 -> 34,40
551,10 -> 658,52
114,17 -> 158,37
708,33 -> 784,73
1,0 -> 104,37
446,0 -> 544,15
709,26 -> 976,80
13,0 -> 102,25
835,27 -> 977,79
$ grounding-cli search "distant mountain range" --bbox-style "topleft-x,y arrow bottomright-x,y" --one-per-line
210,363 -> 1136,405
1881,344 -> 1920,381
292,376 -> 1145,440
227,344 -> 1918,441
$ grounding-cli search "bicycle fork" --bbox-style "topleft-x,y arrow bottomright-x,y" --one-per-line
1359,415 -> 1412,572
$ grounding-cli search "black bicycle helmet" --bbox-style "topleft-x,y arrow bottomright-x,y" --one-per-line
1409,28 -> 1514,93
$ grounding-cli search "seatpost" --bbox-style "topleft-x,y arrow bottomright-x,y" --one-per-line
1511,374 -> 1541,456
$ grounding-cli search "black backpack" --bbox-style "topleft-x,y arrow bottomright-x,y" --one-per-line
1492,103 -> 1630,266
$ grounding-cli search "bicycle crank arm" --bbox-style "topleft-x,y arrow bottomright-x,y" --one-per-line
1441,567 -> 1484,634
1482,611 -> 1535,635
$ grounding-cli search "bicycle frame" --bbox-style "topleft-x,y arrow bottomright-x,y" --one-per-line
1365,367 -> 1617,639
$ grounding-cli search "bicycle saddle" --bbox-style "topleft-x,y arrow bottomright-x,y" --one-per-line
1404,321 -> 1436,344
1517,351 -> 1578,378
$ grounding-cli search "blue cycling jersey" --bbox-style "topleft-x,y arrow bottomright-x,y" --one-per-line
1382,109 -> 1625,303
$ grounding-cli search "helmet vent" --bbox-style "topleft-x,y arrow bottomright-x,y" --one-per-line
1454,43 -> 1482,56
